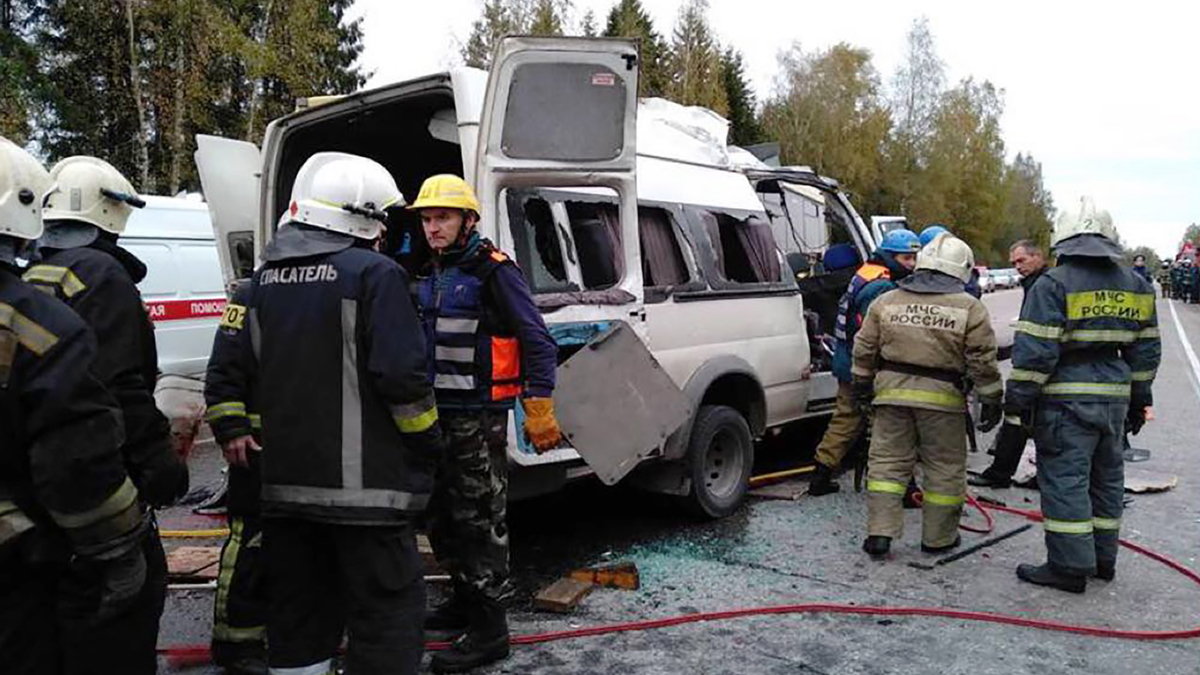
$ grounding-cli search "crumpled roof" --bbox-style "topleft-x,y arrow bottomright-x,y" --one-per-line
637,98 -> 768,170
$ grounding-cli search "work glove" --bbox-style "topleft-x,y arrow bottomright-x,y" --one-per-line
977,400 -> 1003,432
78,539 -> 149,625
522,397 -> 563,453
1126,403 -> 1150,436
851,377 -> 874,412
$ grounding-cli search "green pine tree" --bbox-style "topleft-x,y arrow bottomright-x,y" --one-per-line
603,0 -> 667,97
720,47 -> 760,146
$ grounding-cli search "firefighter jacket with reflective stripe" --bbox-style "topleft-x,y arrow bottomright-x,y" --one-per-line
24,240 -> 186,508
1006,256 -> 1160,410
244,234 -> 442,525
852,270 -> 1003,412
832,251 -> 909,383
0,265 -> 143,556
414,236 -> 556,409
204,283 -> 262,516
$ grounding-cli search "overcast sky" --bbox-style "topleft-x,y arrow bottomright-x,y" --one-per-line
350,1 -> 1198,259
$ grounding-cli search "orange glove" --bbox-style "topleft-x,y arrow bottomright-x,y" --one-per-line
522,397 -> 562,453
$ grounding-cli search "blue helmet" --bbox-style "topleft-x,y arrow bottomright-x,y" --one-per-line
880,229 -> 921,253
919,224 -> 951,247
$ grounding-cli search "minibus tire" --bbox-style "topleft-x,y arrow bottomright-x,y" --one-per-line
683,405 -> 754,518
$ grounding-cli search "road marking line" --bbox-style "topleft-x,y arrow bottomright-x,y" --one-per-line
1167,299 -> 1200,402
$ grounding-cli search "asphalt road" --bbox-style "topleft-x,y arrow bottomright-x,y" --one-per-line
159,288 -> 1200,675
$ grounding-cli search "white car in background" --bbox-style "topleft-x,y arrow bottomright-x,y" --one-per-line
990,268 -> 1020,290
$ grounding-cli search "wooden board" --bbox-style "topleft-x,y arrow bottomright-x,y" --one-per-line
1125,468 -> 1179,493
166,546 -> 221,581
534,578 -> 594,613
569,562 -> 639,590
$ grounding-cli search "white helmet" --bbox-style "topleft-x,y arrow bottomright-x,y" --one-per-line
283,152 -> 403,240
1053,196 -> 1117,247
0,136 -> 53,241
43,156 -> 142,235
917,233 -> 975,283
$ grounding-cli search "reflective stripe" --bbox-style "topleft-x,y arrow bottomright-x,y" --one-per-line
435,373 -> 475,390
1065,329 -> 1135,343
214,517 -> 243,638
435,345 -> 475,363
392,394 -> 439,434
922,491 -> 964,506
1003,415 -> 1022,425
261,485 -> 430,511
23,265 -> 87,298
1043,518 -> 1094,535
1065,290 -> 1155,322
341,299 -> 363,491
875,388 -> 965,408
206,401 -> 247,421
212,623 -> 266,643
1137,326 -> 1160,340
1009,368 -> 1051,384
975,380 -> 1003,397
0,302 -> 59,355
436,317 -> 479,334
49,477 -> 137,529
0,500 -> 35,545
270,660 -> 335,675
1015,320 -> 1063,340
867,480 -> 907,495
1131,370 -> 1156,382
1093,516 -> 1121,531
1042,382 -> 1131,398
248,414 -> 262,429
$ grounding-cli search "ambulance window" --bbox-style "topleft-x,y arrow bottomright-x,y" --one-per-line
698,211 -> 782,284
505,191 -> 576,294
501,62 -> 626,162
179,244 -> 225,295
638,207 -> 689,288
124,242 -> 174,298
565,201 -> 622,290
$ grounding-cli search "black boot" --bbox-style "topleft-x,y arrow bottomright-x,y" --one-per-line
1016,562 -> 1086,593
921,534 -> 961,554
807,463 -> 841,496
967,469 -> 1011,489
1093,559 -> 1115,581
424,589 -> 471,642
862,535 -> 891,559
430,596 -> 511,674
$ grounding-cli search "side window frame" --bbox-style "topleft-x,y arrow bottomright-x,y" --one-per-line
677,205 -> 798,299
637,200 -> 705,304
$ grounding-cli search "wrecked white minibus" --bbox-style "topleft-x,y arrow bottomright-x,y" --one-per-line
194,37 -> 879,517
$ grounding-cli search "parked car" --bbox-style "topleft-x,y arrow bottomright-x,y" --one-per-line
194,36 -> 880,517
991,268 -> 1020,290
975,266 -> 994,293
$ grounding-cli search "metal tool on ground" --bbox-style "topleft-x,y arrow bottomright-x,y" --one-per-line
907,523 -> 1033,570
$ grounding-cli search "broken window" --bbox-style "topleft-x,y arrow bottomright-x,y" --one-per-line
698,210 -> 782,285
565,201 -> 622,290
505,190 -> 577,294
638,207 -> 690,288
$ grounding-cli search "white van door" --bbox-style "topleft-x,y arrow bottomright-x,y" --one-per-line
473,36 -> 643,310
194,134 -> 263,285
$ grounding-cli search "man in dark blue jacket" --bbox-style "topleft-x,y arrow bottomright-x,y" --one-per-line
410,175 -> 561,673
1006,198 -> 1160,593
216,153 -> 442,675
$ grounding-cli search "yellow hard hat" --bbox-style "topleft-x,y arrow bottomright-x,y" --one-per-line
408,174 -> 481,213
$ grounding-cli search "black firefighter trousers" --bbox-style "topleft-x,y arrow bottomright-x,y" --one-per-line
264,517 -> 425,675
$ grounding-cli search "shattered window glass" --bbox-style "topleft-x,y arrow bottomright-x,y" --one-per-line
565,201 -> 622,290
505,190 -> 576,294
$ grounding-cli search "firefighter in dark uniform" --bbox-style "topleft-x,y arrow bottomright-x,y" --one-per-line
808,228 -> 920,496
854,234 -> 1003,558
218,153 -> 442,674
410,174 -> 562,673
1006,198 -> 1160,593
969,239 -> 1048,488
204,282 -> 267,675
24,155 -> 187,673
0,136 -> 150,675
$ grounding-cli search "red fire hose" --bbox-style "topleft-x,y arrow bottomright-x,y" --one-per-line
159,501 -> 1200,669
